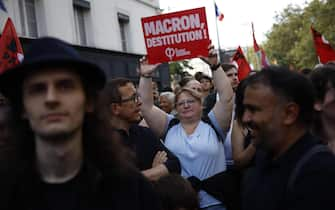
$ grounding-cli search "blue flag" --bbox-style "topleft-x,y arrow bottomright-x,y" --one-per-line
0,0 -> 7,12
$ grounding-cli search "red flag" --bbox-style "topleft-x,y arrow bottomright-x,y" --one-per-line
252,22 -> 269,68
232,46 -> 251,81
252,22 -> 260,52
0,18 -> 24,73
311,26 -> 335,64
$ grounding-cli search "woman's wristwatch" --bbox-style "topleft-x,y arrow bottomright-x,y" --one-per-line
140,73 -> 152,78
210,63 -> 221,71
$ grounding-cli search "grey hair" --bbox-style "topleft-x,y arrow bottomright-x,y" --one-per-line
160,91 -> 175,105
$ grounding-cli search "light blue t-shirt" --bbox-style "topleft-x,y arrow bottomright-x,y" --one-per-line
223,110 -> 235,167
164,111 -> 227,208
217,93 -> 234,167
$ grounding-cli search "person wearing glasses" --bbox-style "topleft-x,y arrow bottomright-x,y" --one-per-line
96,78 -> 181,181
138,45 -> 234,210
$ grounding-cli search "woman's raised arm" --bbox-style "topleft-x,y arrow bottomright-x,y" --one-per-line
138,58 -> 169,138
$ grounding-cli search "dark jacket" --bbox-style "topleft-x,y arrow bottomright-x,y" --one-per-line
203,91 -> 217,116
116,124 -> 181,173
242,132 -> 335,210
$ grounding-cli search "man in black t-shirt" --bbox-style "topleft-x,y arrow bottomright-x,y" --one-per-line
0,37 -> 161,210
241,66 -> 335,210
97,78 -> 181,181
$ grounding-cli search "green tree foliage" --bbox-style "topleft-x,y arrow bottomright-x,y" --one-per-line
263,0 -> 335,70
168,60 -> 193,80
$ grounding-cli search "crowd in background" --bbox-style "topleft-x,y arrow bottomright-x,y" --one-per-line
0,37 -> 335,210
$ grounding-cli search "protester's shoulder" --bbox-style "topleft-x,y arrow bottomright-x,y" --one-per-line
295,134 -> 335,170
0,161 -> 33,207
131,124 -> 159,141
131,124 -> 152,134
292,149 -> 335,208
294,144 -> 335,189
102,168 -> 160,209
103,167 -> 152,189
303,149 -> 335,173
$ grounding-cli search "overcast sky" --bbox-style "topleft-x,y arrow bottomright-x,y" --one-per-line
159,0 -> 311,50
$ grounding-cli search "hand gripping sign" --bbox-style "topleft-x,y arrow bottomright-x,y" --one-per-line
141,7 -> 210,64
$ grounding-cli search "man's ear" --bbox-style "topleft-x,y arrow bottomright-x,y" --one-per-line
110,103 -> 120,115
314,100 -> 323,112
283,103 -> 299,125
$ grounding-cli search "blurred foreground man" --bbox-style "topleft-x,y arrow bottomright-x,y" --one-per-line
0,37 -> 160,210
241,66 -> 335,210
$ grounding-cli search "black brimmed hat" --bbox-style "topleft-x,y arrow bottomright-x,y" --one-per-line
0,37 -> 106,103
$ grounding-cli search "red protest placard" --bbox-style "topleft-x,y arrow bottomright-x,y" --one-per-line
141,7 -> 210,64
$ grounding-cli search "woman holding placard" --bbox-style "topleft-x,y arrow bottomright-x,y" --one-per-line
138,45 -> 234,210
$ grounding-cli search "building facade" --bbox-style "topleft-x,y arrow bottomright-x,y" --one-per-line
0,0 -> 170,88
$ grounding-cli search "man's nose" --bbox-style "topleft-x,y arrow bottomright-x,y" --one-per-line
45,87 -> 58,103
242,110 -> 251,124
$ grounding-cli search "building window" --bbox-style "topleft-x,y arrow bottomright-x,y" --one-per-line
73,0 -> 90,45
18,0 -> 38,37
118,13 -> 129,52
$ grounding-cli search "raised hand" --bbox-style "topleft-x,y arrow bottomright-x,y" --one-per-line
138,56 -> 160,76
200,44 -> 219,67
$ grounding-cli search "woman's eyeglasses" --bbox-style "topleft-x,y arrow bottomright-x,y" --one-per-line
176,99 -> 196,107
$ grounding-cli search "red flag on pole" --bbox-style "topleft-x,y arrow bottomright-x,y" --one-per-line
0,18 -> 24,74
311,26 -> 335,64
252,22 -> 260,52
252,22 -> 269,68
232,46 -> 251,81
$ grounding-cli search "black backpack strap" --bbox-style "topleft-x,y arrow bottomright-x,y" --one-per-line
201,115 -> 224,143
161,115 -> 224,143
287,144 -> 330,193
161,118 -> 180,142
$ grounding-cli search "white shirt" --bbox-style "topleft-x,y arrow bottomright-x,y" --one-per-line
164,111 -> 227,208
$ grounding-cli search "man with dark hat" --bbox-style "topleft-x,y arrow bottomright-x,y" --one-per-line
0,37 -> 161,210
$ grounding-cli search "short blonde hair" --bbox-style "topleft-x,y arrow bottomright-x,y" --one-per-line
175,87 -> 203,106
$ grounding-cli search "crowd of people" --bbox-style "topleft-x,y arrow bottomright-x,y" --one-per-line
0,36 -> 334,210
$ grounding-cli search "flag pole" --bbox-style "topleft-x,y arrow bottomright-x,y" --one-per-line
213,0 -> 222,62
251,22 -> 260,69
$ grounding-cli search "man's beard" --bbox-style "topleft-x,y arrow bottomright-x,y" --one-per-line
256,128 -> 277,157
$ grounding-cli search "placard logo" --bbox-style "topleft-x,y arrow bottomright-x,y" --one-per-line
165,47 -> 175,60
